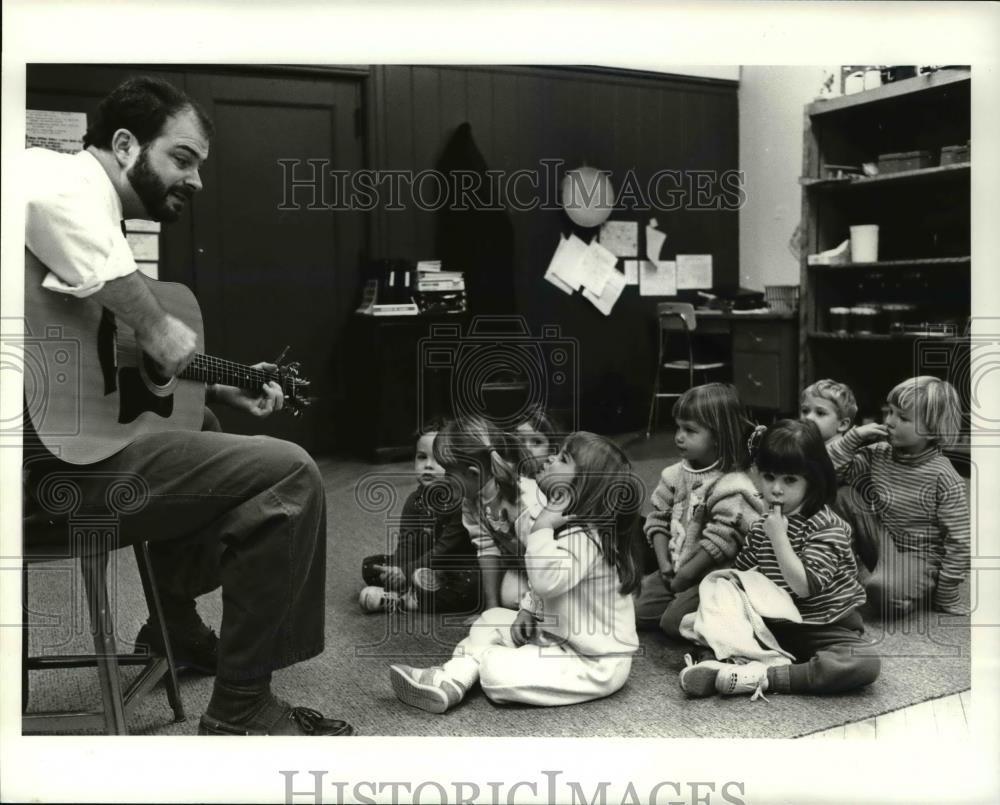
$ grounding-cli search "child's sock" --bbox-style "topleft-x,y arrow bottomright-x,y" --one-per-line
389,664 -> 466,714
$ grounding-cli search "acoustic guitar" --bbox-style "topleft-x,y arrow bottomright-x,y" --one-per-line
22,250 -> 310,465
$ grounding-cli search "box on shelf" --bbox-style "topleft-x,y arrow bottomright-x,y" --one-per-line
940,143 -> 970,166
877,150 -> 934,173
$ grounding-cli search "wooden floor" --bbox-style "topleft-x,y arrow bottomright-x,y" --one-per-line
802,690 -> 970,739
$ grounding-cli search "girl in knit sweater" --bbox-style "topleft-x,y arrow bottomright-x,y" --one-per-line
635,383 -> 765,634
830,376 -> 969,616
389,432 -> 642,711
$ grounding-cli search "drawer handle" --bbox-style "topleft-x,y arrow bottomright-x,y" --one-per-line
747,373 -> 763,388
749,332 -> 763,344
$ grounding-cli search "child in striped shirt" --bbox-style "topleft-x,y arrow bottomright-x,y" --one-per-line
679,419 -> 881,699
829,376 -> 969,617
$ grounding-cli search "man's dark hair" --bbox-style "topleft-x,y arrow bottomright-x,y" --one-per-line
83,76 -> 215,150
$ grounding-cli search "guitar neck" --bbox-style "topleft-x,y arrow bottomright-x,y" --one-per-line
179,354 -> 280,393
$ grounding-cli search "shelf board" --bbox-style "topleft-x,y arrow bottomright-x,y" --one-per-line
808,331 -> 961,342
807,256 -> 970,270
801,162 -> 969,190
808,69 -> 970,116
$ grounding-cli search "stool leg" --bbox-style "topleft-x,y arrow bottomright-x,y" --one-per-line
134,543 -> 185,722
80,550 -> 127,735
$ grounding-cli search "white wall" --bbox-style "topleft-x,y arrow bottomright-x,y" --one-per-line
738,66 -> 835,291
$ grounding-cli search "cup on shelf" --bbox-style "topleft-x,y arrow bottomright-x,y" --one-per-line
849,225 -> 879,263
829,307 -> 851,335
863,68 -> 883,90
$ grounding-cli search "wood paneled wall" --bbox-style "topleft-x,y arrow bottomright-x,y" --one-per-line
367,66 -> 739,432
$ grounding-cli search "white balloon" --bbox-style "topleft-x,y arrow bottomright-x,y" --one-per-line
560,166 -> 615,228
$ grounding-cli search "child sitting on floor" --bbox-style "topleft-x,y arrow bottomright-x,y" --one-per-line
432,415 -> 543,612
634,383 -> 764,636
800,378 -> 857,450
829,376 -> 969,616
389,432 -> 641,712
679,419 -> 881,700
513,406 -> 559,477
359,421 -> 479,614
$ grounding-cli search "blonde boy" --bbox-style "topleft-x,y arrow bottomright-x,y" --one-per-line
800,379 -> 857,448
829,376 -> 968,616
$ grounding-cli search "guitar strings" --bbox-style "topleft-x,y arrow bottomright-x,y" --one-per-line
180,354 -> 297,389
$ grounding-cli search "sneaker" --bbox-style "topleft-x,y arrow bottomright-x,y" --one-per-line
359,586 -> 417,613
389,664 -> 465,714
198,696 -> 355,736
679,655 -> 770,701
134,619 -> 218,675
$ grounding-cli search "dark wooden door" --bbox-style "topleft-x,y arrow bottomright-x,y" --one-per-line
184,72 -> 365,452
27,65 -> 368,454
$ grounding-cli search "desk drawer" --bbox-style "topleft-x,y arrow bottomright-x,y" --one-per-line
734,351 -> 782,409
732,323 -> 784,353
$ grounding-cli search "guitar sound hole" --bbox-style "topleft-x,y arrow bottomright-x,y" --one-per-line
142,353 -> 172,387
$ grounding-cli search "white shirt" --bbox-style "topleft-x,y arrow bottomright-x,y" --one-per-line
24,148 -> 137,297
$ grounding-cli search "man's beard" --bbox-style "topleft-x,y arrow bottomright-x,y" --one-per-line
128,146 -> 189,222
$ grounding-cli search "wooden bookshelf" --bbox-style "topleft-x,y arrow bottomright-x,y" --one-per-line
798,71 -> 971,420
801,162 -> 969,190
806,69 -> 970,116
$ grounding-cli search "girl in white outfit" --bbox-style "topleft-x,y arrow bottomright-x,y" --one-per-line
390,432 -> 642,711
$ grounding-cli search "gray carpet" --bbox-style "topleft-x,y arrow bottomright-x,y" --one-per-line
23,432 -> 971,737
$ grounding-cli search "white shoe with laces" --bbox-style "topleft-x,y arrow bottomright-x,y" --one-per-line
359,586 -> 418,613
679,654 -> 771,701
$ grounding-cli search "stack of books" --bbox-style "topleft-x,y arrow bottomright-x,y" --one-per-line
414,259 -> 467,315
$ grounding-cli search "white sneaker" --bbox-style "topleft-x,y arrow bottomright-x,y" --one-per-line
679,655 -> 770,701
389,664 -> 466,714
359,586 -> 417,613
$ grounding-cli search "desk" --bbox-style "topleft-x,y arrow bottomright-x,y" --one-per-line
691,309 -> 799,414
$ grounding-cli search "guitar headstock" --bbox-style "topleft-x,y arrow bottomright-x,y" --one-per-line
276,359 -> 314,416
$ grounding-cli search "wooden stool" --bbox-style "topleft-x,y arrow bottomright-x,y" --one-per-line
22,473 -> 186,735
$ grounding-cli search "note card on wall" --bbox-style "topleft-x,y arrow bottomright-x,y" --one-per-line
676,254 -> 713,289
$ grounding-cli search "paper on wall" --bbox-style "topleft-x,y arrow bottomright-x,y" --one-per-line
127,232 -> 160,261
577,240 -> 617,296
125,219 -> 163,234
545,233 -> 590,291
26,109 -> 87,154
676,254 -> 713,289
599,220 -> 638,257
544,236 -> 575,294
646,219 -> 667,263
583,267 -> 627,316
639,260 -> 677,296
622,259 -> 640,286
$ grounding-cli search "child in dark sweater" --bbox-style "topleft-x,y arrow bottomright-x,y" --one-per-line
360,423 -> 479,613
